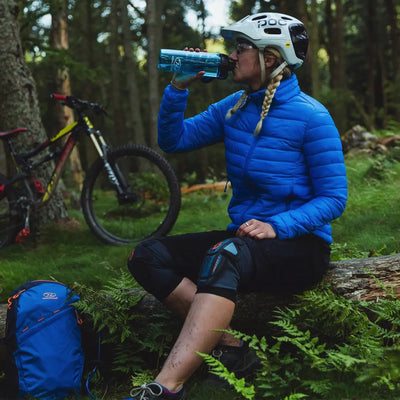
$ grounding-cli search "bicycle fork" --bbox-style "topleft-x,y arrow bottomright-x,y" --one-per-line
89,131 -> 120,186
88,128 -> 135,205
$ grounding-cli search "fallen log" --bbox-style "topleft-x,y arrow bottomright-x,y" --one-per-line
323,253 -> 400,301
1,254 -> 399,349
181,181 -> 230,194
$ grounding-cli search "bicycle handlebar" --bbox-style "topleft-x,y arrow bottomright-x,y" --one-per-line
50,94 -> 107,115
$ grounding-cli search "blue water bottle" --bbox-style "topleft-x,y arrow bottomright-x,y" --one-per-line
158,49 -> 235,79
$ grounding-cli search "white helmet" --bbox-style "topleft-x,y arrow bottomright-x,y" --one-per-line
221,12 -> 308,69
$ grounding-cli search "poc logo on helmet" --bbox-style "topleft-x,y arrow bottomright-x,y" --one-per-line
42,292 -> 58,300
257,17 -> 288,28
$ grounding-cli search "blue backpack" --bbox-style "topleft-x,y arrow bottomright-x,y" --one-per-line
3,280 -> 84,399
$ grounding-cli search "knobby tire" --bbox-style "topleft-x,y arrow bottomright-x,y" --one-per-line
81,144 -> 181,246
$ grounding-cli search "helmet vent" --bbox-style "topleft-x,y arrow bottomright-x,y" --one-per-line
264,28 -> 281,35
251,14 -> 268,21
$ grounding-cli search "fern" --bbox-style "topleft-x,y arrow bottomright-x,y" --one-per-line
197,351 -> 255,400
72,270 -> 400,398
301,379 -> 332,396
214,284 -> 400,399
73,270 -> 175,378
73,270 -> 143,343
283,394 -> 308,400
130,370 -> 156,387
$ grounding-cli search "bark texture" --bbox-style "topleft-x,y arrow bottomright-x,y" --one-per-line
121,0 -> 145,146
0,0 -> 67,223
146,0 -> 164,148
51,0 -> 83,190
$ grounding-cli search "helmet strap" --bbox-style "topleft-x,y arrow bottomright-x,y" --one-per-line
258,50 -> 288,88
270,61 -> 288,80
258,49 -> 266,84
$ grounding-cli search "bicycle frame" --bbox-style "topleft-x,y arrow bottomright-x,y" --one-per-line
0,94 -> 156,247
4,114 -> 109,206
1,94 -> 183,249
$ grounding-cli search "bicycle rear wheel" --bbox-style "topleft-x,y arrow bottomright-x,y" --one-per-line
0,173 -> 21,249
81,144 -> 181,246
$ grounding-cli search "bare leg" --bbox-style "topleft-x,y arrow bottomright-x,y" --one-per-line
163,277 -> 197,318
163,278 -> 241,346
155,293 -> 235,392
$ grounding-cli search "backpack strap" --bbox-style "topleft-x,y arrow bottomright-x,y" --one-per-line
85,331 -> 105,400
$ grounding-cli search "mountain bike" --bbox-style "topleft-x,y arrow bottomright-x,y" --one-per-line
0,94 -> 181,248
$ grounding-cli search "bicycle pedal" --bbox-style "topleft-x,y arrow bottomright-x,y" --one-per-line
30,179 -> 45,194
15,228 -> 30,243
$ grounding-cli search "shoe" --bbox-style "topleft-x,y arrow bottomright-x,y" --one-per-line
123,382 -> 187,400
205,342 -> 261,387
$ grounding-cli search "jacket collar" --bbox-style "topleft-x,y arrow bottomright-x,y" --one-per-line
247,73 -> 300,105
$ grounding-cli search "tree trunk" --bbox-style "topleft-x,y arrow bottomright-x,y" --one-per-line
366,0 -> 377,128
384,0 -> 400,121
334,0 -> 346,91
331,0 -> 347,134
122,0 -> 146,145
73,1 -> 98,166
0,0 -> 67,224
375,0 -> 387,128
146,0 -> 164,149
51,0 -> 83,190
385,0 -> 399,83
324,0 -> 348,134
325,0 -> 336,87
309,0 -> 320,99
110,0 -> 125,145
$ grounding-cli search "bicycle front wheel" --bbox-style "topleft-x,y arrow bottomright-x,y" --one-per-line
81,144 -> 181,246
0,173 -> 21,249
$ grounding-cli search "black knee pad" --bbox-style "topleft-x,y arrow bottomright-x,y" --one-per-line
127,239 -> 180,301
197,238 -> 252,298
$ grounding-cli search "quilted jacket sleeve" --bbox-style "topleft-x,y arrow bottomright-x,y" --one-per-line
157,85 -> 235,152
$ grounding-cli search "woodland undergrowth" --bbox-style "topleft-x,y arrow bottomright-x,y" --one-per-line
74,271 -> 400,400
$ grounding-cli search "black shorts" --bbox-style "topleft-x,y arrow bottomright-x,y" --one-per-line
130,230 -> 331,300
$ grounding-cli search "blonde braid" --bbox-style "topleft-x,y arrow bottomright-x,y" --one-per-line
226,90 -> 248,120
253,70 -> 284,135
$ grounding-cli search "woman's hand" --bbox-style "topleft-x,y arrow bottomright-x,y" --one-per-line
171,71 -> 205,90
170,47 -> 206,90
236,219 -> 277,239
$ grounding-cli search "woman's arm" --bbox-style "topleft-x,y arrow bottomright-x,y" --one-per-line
157,85 -> 239,153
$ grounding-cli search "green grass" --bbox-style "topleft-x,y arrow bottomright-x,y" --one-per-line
0,219 -> 129,303
330,152 -> 400,259
0,190 -> 232,303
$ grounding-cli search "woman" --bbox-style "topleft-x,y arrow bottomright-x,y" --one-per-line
124,12 -> 347,400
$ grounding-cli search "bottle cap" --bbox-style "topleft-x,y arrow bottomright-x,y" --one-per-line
219,55 -> 236,79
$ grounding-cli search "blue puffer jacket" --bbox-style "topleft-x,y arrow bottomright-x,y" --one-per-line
158,74 -> 347,244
